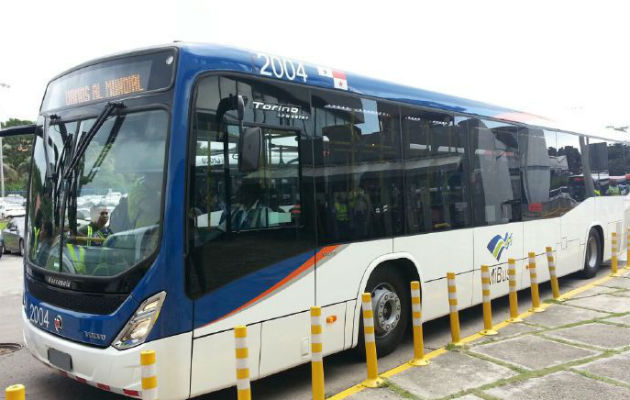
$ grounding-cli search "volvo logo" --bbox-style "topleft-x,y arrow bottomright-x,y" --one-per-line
54,315 -> 63,332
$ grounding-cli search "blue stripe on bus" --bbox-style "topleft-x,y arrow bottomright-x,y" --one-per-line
192,250 -> 315,329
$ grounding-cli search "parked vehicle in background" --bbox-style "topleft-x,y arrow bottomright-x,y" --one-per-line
0,231 -> 4,258
0,195 -> 26,219
2,216 -> 25,256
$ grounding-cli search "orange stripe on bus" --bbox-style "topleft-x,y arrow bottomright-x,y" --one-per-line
205,245 -> 339,325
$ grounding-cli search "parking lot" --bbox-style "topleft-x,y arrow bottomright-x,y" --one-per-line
2,252 -> 628,400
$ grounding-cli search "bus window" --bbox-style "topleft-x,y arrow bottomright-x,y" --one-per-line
605,141 -> 628,195
458,118 -> 521,226
519,129 -> 576,219
403,108 -> 470,233
187,75 -> 315,296
311,90 -> 403,243
556,132 -> 592,201
588,137 -> 610,195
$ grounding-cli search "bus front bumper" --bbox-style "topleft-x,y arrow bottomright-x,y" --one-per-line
22,311 -> 192,399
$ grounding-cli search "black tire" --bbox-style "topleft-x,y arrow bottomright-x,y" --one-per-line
0,244 -> 3,259
356,266 -> 410,357
581,229 -> 602,278
18,240 -> 24,257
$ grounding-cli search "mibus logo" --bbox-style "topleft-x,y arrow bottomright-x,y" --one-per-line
487,233 -> 513,261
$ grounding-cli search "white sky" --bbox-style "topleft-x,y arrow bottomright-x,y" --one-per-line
0,0 -> 628,138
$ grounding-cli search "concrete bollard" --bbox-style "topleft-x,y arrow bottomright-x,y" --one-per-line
480,265 -> 498,335
611,232 -> 618,275
507,258 -> 522,322
447,272 -> 463,346
626,228 -> 630,270
361,292 -> 383,388
140,350 -> 158,400
409,281 -> 429,366
5,384 -> 25,400
528,252 -> 544,312
310,306 -> 325,400
234,326 -> 252,400
546,247 -> 564,301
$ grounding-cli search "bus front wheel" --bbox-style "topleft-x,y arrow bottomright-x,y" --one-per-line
358,266 -> 410,357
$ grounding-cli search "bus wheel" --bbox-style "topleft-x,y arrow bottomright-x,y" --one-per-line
581,229 -> 601,278
359,266 -> 410,357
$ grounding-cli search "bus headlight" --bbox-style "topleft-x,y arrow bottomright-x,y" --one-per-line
112,291 -> 166,350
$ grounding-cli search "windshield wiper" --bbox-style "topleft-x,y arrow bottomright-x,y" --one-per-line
62,101 -> 124,180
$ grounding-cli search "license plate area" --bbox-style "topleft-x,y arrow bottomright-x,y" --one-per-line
48,348 -> 73,372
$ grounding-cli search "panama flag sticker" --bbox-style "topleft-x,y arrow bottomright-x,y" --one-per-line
317,66 -> 348,90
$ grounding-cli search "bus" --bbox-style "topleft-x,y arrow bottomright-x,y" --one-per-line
2,43 -> 629,399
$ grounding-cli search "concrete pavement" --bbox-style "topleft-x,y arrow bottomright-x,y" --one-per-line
343,270 -> 630,400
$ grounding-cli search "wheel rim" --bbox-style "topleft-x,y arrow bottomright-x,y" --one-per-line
371,283 -> 402,338
586,236 -> 598,268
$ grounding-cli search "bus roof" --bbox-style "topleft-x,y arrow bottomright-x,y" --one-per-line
50,43 -> 629,143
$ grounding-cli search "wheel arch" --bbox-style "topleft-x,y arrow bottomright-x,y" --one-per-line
350,252 -> 422,348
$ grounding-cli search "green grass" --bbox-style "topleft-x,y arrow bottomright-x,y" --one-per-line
0,221 -> 6,230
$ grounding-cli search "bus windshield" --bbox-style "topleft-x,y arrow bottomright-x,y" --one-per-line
28,109 -> 168,277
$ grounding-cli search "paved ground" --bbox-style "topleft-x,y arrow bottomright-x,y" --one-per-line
344,270 -> 630,400
1,254 -> 628,400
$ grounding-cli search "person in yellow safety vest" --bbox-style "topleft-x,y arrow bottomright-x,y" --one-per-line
80,204 -> 113,246
334,194 -> 349,222
65,242 -> 86,274
606,179 -> 621,196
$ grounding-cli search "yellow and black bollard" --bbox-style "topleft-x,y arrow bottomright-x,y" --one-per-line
234,326 -> 252,400
546,247 -> 564,301
140,350 -> 158,400
528,252 -> 544,312
479,265 -> 498,335
5,384 -> 25,400
447,272 -> 463,346
409,281 -> 429,366
361,292 -> 383,388
507,258 -> 522,322
611,232 -> 619,276
310,306 -> 325,400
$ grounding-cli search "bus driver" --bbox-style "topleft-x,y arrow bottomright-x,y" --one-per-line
80,204 -> 113,246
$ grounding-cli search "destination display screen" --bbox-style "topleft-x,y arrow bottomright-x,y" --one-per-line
41,49 -> 175,111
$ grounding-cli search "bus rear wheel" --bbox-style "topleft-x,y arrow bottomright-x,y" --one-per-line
581,229 -> 601,278
358,266 -> 410,357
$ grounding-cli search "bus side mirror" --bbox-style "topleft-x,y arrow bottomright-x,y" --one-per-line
238,127 -> 262,172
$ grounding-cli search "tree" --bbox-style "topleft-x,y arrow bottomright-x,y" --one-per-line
1,117 -> 34,192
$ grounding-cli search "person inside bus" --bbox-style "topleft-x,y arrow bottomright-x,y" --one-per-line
79,203 -> 113,246
332,192 -> 350,240
606,179 -> 621,196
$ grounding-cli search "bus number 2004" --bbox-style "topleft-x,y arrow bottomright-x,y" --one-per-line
256,53 -> 308,83
29,304 -> 50,329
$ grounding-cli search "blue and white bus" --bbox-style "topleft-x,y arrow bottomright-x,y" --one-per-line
2,43 -> 629,399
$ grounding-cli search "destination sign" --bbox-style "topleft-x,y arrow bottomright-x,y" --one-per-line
42,50 -> 175,111
64,74 -> 145,106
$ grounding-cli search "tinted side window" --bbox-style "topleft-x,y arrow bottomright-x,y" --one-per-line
557,132 -> 592,202
403,108 -> 470,233
458,118 -> 521,225
187,75 -> 315,296
588,138 -> 610,195
312,91 -> 403,243
520,129 -> 574,219
606,141 -> 628,195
